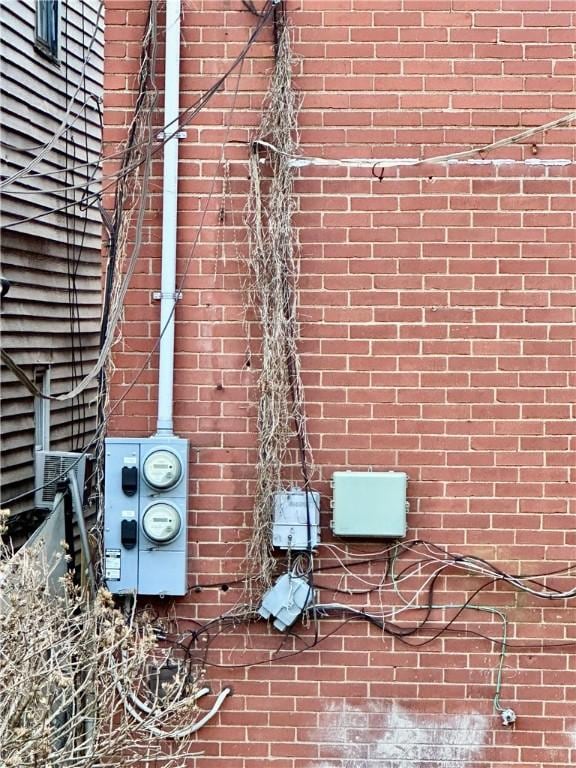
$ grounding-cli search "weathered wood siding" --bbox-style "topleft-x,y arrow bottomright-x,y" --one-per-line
0,0 -> 104,528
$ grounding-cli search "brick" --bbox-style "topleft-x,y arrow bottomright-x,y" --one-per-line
103,4 -> 576,763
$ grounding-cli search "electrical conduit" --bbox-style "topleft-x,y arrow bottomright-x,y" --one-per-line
156,0 -> 182,437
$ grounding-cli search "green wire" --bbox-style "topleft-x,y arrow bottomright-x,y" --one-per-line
387,545 -> 509,713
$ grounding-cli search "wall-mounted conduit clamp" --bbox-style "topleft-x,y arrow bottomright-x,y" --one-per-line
156,131 -> 187,141
152,291 -> 182,302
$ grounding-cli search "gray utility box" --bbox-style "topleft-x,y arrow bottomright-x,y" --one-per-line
258,573 -> 314,631
273,488 -> 320,550
103,436 -> 188,596
330,471 -> 408,538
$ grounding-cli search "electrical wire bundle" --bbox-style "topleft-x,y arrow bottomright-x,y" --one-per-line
0,0 -> 278,227
1,0 -> 280,514
177,538 -> 576,724
4,0 -> 574,733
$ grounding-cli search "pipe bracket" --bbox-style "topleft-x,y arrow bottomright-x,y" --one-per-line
156,131 -> 187,141
152,291 -> 182,301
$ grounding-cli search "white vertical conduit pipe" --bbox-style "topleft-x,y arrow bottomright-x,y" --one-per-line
156,0 -> 182,436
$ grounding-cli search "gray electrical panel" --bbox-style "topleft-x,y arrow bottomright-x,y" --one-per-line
330,471 -> 408,538
103,436 -> 188,596
272,488 -> 320,550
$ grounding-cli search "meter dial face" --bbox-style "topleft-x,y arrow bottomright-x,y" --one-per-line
142,449 -> 182,490
142,502 -> 181,543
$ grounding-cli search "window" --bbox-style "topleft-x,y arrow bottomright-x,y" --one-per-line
35,0 -> 59,60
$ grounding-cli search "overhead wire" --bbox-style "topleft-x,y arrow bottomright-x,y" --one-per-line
0,0 -> 105,191
1,0 -> 275,408
0,0 -> 276,230
1,0 -> 270,510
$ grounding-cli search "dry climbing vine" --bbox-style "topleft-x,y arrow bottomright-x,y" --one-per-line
244,17 -> 312,590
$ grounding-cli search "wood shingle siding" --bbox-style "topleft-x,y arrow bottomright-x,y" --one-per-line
1,0 -> 104,532
0,0 -> 103,239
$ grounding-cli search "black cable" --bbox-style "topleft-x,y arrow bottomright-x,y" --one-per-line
155,596 -> 576,676
189,576 -> 247,593
173,613 -> 360,671
1,1 -> 277,233
385,577 -> 500,640
97,0 -> 159,430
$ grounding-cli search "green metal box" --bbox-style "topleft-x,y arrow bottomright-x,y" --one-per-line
330,471 -> 408,538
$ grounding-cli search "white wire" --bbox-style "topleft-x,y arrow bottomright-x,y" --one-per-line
395,544 -> 576,600
321,541 -> 401,560
253,108 -> 576,171
318,542 -> 444,593
118,678 -> 232,739
323,539 -> 576,603
314,561 -> 451,623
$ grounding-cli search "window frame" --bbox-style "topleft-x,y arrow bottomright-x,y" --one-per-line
34,366 -> 51,453
35,0 -> 60,62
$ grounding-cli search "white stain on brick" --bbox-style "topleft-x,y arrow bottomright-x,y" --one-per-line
310,699 -> 489,768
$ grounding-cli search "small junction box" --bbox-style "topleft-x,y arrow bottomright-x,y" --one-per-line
272,488 -> 321,550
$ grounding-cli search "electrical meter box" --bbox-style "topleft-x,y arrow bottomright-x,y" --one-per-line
103,436 -> 188,596
272,488 -> 320,550
330,471 -> 407,538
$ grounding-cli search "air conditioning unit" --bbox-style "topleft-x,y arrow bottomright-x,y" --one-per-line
34,451 -> 88,510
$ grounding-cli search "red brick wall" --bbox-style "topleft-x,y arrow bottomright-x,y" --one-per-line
103,1 -> 576,765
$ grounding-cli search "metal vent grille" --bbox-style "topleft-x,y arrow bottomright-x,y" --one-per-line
34,451 -> 87,510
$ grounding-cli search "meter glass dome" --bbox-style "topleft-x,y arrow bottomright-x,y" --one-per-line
142,502 -> 181,543
142,449 -> 182,490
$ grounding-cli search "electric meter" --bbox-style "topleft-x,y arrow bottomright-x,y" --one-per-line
142,449 -> 182,490
104,437 -> 189,596
142,502 -> 181,543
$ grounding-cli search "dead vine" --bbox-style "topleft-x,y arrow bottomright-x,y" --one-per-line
0,511 -> 202,767
244,20 -> 312,592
